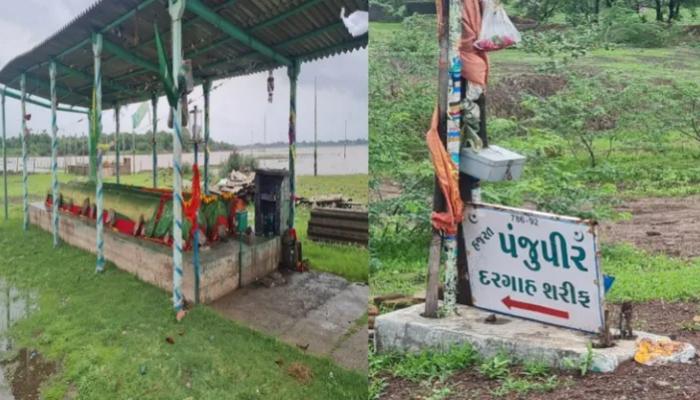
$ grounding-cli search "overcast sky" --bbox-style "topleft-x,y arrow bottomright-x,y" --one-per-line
0,0 -> 368,147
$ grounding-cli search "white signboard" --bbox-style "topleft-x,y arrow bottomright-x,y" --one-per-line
464,203 -> 605,334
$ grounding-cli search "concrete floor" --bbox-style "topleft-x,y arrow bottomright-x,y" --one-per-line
211,270 -> 369,372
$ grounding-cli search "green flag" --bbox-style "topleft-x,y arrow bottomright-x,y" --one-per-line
132,102 -> 149,130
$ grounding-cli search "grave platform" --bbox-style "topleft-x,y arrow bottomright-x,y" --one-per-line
374,303 -> 669,373
29,202 -> 280,303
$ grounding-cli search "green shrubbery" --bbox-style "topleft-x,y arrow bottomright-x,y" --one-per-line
219,151 -> 259,178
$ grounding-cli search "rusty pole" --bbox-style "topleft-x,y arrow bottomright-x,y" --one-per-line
425,0 -> 451,318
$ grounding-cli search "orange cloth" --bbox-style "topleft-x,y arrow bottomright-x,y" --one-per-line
460,0 -> 490,86
427,108 -> 463,235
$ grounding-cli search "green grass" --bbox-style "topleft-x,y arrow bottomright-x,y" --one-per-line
369,343 -> 561,400
0,171 -> 369,398
295,175 -> 369,282
0,213 -> 365,400
604,244 -> 700,302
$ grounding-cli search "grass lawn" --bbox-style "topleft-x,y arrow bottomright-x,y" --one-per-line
295,175 -> 369,282
0,171 -> 368,399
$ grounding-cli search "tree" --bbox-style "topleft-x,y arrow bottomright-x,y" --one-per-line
516,0 -> 572,22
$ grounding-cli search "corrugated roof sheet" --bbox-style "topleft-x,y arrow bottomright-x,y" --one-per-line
0,0 -> 367,110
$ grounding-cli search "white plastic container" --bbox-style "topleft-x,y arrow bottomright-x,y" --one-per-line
459,145 -> 526,182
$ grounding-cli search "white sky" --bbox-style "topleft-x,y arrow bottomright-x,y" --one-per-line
0,0 -> 368,146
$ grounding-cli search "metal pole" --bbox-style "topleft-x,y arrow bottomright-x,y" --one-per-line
287,60 -> 300,230
442,0 -> 464,314
193,141 -> 200,305
314,76 -> 317,177
203,79 -> 211,195
169,0 -> 186,313
88,111 -> 93,180
152,94 -> 158,187
96,148 -> 104,272
132,111 -> 136,177
93,32 -> 104,272
190,105 -> 201,305
425,0 -> 450,318
21,74 -> 28,231
2,92 -> 6,221
50,61 -> 59,247
114,102 -> 120,184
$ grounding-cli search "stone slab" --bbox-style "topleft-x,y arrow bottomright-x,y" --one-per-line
211,271 -> 369,372
374,303 -> 670,373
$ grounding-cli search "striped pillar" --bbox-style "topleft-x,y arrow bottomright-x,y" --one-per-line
49,61 -> 59,247
93,32 -> 104,271
87,111 -> 93,179
2,91 -> 7,221
203,79 -> 211,195
151,94 -> 158,188
442,0 -> 464,314
96,149 -> 104,272
287,62 -> 300,229
20,74 -> 28,231
91,33 -> 103,183
114,102 -> 120,184
169,0 -> 186,312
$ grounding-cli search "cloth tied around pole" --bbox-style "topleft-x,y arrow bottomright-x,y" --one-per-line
437,0 -> 490,87
427,108 -> 463,236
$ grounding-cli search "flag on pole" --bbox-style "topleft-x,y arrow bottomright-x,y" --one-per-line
131,102 -> 149,130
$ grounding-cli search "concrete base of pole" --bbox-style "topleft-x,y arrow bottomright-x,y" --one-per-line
374,303 -> 678,373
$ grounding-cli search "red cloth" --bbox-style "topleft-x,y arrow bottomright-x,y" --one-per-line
184,164 -> 201,222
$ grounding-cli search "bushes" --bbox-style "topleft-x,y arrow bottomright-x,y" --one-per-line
600,6 -> 683,48
219,151 -> 259,178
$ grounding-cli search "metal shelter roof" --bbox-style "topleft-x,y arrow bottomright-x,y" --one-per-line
0,0 -> 367,111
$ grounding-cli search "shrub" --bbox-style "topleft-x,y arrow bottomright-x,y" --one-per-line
219,151 -> 259,178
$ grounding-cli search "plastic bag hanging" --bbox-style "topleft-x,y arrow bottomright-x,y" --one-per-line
267,70 -> 274,103
340,7 -> 368,37
474,0 -> 521,52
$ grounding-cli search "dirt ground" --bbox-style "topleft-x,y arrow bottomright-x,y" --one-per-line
379,300 -> 700,400
600,195 -> 700,258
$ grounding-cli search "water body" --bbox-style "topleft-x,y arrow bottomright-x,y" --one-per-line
0,145 -> 368,176
0,282 -> 50,400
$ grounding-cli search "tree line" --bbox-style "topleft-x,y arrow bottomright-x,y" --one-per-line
513,0 -> 700,23
0,130 -> 235,157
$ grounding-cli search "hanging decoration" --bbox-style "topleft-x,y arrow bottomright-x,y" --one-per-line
267,70 -> 274,103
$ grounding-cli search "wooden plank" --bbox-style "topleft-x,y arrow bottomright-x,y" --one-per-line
310,208 -> 369,221
307,217 -> 368,232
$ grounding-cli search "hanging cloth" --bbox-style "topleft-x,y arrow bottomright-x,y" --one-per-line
427,108 -> 463,235
184,163 -> 201,222
459,0 -> 491,87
